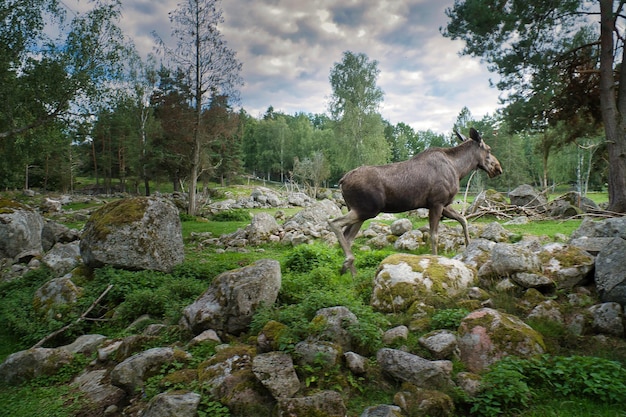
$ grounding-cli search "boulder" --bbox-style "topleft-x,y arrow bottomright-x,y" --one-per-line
277,390 -> 347,417
371,254 -> 476,313
252,352 -> 300,398
360,405 -> 403,417
141,391 -> 201,417
73,370 -> 126,415
197,344 -> 273,416
246,212 -> 280,245
509,184 -> 547,212
457,308 -> 545,372
588,302 -> 625,337
594,237 -> 626,306
80,197 -> 184,272
394,229 -> 425,251
0,198 -> 44,261
313,306 -> 358,351
181,259 -> 281,335
394,385 -> 455,417
539,242 -> 594,290
418,330 -> 458,359
0,347 -> 74,385
110,347 -> 189,394
41,241 -> 81,276
33,274 -> 83,318
294,341 -> 342,368
376,348 -> 454,390
390,218 -> 412,236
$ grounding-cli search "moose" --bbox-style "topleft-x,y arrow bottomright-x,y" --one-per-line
328,127 -> 503,275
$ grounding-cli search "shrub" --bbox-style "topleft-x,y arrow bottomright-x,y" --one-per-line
430,308 -> 470,330
470,355 -> 626,416
211,208 -> 251,222
284,243 -> 336,273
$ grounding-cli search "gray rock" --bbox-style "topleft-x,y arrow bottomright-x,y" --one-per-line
457,308 -> 545,372
540,242 -> 594,290
252,352 -> 300,398
80,196 -> 184,272
394,229 -> 424,251
33,274 -> 82,318
383,325 -> 409,345
60,334 -> 107,355
294,341 -> 342,368
418,330 -> 458,359
0,347 -> 74,385
181,259 -> 281,335
571,216 -> 626,240
479,222 -> 511,242
314,306 -> 358,350
371,254 -> 476,313
390,218 -> 412,236
73,370 -> 125,414
360,405 -> 403,417
376,348 -> 454,390
510,272 -> 554,290
246,212 -> 280,244
588,302 -> 625,337
509,184 -> 547,211
277,390 -> 346,417
110,347 -> 188,394
527,300 -> 564,324
344,351 -> 368,375
490,242 -> 542,276
0,199 -> 44,261
41,241 -> 81,276
595,237 -> 626,306
141,391 -> 201,417
454,238 -> 495,270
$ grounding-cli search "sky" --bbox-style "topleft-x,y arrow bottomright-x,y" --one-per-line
63,0 -> 503,133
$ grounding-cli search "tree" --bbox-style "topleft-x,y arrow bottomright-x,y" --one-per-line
0,0 -> 129,190
154,0 -> 243,214
444,0 -> 626,212
328,51 -> 389,175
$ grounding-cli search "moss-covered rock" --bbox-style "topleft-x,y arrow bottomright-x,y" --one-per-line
371,254 -> 476,313
80,196 -> 184,273
457,308 -> 546,373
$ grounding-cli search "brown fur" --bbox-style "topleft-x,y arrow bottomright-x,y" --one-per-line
328,128 -> 502,275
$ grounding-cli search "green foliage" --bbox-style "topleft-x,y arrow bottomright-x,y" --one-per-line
284,243 -> 337,273
0,267 -> 59,348
198,398 -> 231,417
470,355 -> 626,416
430,308 -> 470,330
211,208 -> 251,222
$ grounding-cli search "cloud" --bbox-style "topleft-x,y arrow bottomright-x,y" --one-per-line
61,0 -> 501,133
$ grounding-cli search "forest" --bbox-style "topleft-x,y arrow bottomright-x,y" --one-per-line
1,1 -> 624,214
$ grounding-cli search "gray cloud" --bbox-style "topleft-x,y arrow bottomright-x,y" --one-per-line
62,0 -> 501,132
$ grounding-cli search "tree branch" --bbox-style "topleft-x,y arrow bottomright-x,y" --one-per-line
32,284 -> 113,349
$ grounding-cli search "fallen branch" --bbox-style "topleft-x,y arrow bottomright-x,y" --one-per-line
32,284 -> 113,349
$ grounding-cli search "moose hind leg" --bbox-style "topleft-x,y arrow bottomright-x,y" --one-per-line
328,211 -> 362,275
442,206 -> 470,246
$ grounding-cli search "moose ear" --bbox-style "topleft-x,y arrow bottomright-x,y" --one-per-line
469,127 -> 481,142
454,130 -> 467,143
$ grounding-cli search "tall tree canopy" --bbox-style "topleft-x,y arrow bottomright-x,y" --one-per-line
328,51 -> 389,174
444,0 -> 626,212
0,0 -> 128,139
154,0 -> 243,214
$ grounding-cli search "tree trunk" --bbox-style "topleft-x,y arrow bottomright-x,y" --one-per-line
600,0 -> 626,212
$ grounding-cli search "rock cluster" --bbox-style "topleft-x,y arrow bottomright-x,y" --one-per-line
2,188 -> 626,416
